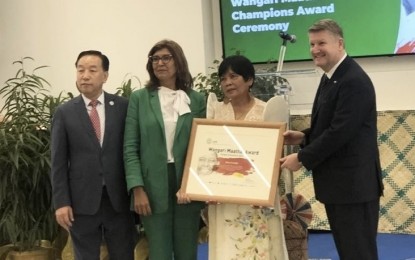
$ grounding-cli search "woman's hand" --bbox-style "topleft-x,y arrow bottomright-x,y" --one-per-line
133,186 -> 152,216
176,188 -> 191,204
206,200 -> 220,205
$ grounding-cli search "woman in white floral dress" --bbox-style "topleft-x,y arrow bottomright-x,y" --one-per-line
207,55 -> 288,260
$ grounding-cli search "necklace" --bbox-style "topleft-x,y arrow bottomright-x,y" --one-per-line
233,96 -> 255,120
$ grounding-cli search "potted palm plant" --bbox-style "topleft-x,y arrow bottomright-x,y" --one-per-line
115,73 -> 142,98
0,57 -> 68,259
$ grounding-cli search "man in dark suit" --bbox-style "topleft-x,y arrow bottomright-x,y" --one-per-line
280,19 -> 384,259
51,50 -> 136,259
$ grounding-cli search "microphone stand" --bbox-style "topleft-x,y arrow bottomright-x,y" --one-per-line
276,39 -> 288,73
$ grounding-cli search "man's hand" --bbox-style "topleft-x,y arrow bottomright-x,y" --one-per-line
133,186 -> 152,216
280,153 -> 303,172
55,206 -> 74,231
283,130 -> 305,145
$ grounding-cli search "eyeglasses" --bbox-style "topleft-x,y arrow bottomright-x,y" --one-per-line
149,54 -> 173,64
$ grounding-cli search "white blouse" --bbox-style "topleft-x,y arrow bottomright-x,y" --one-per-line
158,87 -> 191,163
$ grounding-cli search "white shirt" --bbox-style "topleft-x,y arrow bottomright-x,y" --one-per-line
326,53 -> 347,79
158,87 -> 191,163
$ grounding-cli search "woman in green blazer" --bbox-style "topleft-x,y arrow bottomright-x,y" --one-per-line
124,39 -> 206,260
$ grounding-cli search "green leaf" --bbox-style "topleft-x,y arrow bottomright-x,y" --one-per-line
0,57 -> 59,251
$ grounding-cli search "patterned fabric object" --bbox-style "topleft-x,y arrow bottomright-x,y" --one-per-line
280,193 -> 312,231
289,110 -> 415,234
283,220 -> 308,260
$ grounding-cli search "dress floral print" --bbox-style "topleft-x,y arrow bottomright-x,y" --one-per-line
225,207 -> 278,259
207,96 -> 288,260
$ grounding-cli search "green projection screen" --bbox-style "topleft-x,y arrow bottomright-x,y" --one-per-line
220,0 -> 415,63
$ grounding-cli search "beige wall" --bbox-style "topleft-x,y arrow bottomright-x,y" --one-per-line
1,0 -> 414,115
0,0 -> 212,98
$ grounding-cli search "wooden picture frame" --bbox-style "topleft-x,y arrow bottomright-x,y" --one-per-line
181,118 -> 286,207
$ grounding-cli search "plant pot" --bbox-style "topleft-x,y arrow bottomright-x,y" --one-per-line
0,245 -> 14,260
7,248 -> 50,260
61,235 -> 110,260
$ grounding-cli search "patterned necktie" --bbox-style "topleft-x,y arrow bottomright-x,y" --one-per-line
89,100 -> 101,142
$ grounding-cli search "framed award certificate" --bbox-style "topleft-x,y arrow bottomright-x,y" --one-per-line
181,118 -> 286,207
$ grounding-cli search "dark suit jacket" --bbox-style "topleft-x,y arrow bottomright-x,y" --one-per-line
51,92 -> 130,215
124,88 -> 206,214
298,56 -> 383,204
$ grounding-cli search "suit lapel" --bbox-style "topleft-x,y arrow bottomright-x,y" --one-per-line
102,92 -> 114,149
149,89 -> 165,132
175,114 -> 186,141
311,56 -> 351,125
